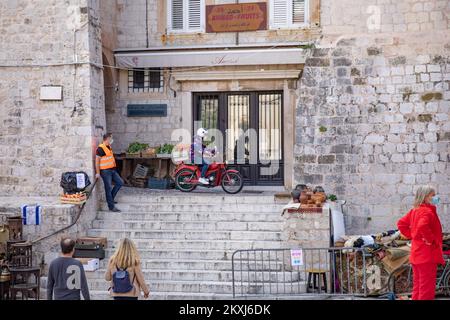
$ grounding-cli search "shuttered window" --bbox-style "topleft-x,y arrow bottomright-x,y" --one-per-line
168,0 -> 204,33
171,0 -> 184,30
270,0 -> 309,29
292,0 -> 306,24
188,0 -> 201,29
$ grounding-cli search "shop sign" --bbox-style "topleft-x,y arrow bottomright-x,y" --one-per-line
206,2 -> 267,33
127,104 -> 168,117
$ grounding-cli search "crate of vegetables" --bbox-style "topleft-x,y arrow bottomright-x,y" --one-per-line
60,192 -> 87,205
156,144 -> 174,158
126,142 -> 149,158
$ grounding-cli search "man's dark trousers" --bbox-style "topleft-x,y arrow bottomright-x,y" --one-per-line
100,169 -> 123,210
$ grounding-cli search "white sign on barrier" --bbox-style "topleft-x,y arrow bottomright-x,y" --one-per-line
290,249 -> 304,267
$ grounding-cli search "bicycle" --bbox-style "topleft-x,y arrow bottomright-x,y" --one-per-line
387,257 -> 450,297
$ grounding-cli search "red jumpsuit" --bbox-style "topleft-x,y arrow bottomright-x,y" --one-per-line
397,203 -> 445,300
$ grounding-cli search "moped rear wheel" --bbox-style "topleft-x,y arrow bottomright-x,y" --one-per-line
222,171 -> 244,194
175,169 -> 197,192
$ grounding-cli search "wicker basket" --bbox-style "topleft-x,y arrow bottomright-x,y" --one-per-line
60,193 -> 87,205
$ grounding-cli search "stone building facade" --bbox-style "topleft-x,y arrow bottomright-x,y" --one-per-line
0,0 -> 105,265
0,0 -> 449,255
102,0 -> 449,234
296,0 -> 450,233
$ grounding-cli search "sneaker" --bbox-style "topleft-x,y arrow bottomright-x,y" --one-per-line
110,207 -> 121,212
198,178 -> 209,185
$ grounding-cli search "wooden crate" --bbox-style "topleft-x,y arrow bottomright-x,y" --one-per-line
126,152 -> 141,158
287,207 -> 323,214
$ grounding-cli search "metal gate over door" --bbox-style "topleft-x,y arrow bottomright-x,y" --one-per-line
193,92 -> 284,186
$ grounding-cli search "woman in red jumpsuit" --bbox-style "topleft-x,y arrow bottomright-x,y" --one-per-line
397,185 -> 444,300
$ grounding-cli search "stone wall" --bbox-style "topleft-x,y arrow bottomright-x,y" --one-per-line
0,0 -> 106,196
0,197 -> 79,272
282,207 -> 330,248
0,0 -> 106,268
107,70 -> 182,153
294,0 -> 450,234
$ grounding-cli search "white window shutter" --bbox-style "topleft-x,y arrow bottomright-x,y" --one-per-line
292,0 -> 306,24
270,0 -> 289,28
171,0 -> 184,30
188,0 -> 201,30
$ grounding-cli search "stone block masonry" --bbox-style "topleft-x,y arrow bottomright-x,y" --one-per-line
295,37 -> 450,233
0,0 -> 106,273
0,0 -> 106,197
0,196 -> 99,274
295,1 -> 450,234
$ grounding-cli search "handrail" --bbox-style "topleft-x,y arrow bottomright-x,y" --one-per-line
31,178 -> 99,245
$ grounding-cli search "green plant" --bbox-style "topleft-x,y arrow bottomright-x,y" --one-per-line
157,144 -> 174,154
328,194 -> 337,202
319,126 -> 328,133
127,142 -> 149,153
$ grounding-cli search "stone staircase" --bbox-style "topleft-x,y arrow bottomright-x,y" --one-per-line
47,188 -> 300,300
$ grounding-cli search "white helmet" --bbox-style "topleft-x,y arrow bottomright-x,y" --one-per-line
197,128 -> 208,138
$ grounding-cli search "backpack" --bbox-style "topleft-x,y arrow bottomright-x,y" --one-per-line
112,266 -> 135,293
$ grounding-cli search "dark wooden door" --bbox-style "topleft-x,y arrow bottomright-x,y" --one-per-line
193,92 -> 284,186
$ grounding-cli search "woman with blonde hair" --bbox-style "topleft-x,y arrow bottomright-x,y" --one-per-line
397,185 -> 445,300
105,238 -> 150,300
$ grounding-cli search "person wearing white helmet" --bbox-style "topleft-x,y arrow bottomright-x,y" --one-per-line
191,128 -> 210,185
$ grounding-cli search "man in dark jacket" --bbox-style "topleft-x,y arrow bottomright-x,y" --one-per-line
47,238 -> 90,300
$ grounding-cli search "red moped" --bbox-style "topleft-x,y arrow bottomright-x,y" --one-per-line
173,159 -> 244,194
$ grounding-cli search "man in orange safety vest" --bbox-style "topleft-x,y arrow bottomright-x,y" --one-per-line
95,133 -> 123,212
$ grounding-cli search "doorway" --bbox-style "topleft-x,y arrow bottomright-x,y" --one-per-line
193,92 -> 284,186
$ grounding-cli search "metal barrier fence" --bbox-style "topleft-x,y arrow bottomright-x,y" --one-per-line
232,247 -> 370,298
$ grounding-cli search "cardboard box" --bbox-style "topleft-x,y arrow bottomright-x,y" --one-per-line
76,258 -> 100,272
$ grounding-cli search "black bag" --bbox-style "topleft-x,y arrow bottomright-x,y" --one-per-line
60,172 -> 91,194
73,243 -> 106,259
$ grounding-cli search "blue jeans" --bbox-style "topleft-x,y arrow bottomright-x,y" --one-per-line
200,159 -> 209,178
100,169 -> 124,210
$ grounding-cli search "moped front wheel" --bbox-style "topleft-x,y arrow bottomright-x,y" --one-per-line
175,169 -> 197,192
222,171 -> 244,194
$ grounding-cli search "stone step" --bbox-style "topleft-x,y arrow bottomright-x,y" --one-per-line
114,194 -> 282,205
85,269 -> 302,283
103,239 -> 285,250
39,286 -> 235,300
83,279 -> 306,294
87,229 -> 283,241
92,220 -> 284,232
103,248 -> 234,261
96,211 -> 284,222
100,203 -> 285,213
101,248 -> 286,261
87,290 -> 235,300
95,259 -> 288,271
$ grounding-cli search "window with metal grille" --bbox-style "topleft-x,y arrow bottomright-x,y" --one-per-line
128,69 -> 164,93
168,0 -> 205,33
270,0 -> 309,29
